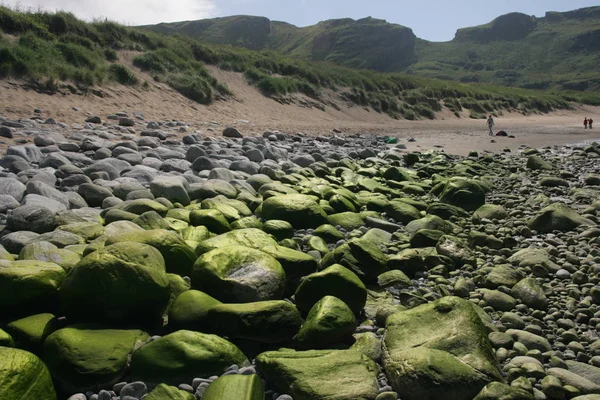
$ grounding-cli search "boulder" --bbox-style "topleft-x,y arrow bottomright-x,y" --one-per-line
7,204 -> 57,233
105,229 -> 196,276
383,296 -> 502,400
202,374 -> 264,400
144,384 -> 195,400
256,349 -> 379,400
43,325 -> 149,393
59,242 -> 170,325
261,194 -> 328,229
168,290 -> 222,331
0,260 -> 66,317
296,296 -> 356,349
150,176 -> 190,206
511,278 -> 548,310
526,155 -> 553,170
384,201 -> 421,224
130,330 -> 248,384
322,238 -> 387,283
474,204 -> 508,220
4,313 -> 60,354
438,178 -> 486,211
206,300 -> 301,343
0,347 -> 57,400
192,246 -> 286,302
294,264 -> 367,314
194,228 -> 278,255
528,203 -> 594,233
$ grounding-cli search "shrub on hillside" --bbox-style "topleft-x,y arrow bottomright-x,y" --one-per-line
109,64 -> 138,85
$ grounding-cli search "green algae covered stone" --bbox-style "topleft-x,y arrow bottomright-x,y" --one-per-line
0,347 -> 57,400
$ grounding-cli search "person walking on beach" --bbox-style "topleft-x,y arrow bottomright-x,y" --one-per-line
487,115 -> 495,136
584,118 -> 588,129
590,118 -> 594,129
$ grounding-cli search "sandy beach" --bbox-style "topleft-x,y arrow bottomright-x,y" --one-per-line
2,70 -> 599,156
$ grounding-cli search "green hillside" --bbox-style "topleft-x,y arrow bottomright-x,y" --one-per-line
1,5 -> 599,121
141,7 -> 600,92
143,16 -> 417,72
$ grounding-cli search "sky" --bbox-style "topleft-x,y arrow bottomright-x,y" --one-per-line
3,0 -> 599,41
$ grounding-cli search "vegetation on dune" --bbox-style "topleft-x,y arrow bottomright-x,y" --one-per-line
143,8 -> 600,93
1,6 -> 599,119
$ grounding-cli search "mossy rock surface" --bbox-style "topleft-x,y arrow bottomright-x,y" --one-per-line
383,296 -> 502,400
294,264 -> 366,314
202,374 -> 264,400
296,295 -> 357,349
322,238 -> 387,284
192,245 -> 286,303
189,209 -> 231,234
0,328 -> 15,347
43,324 -> 149,394
474,204 -> 509,220
5,313 -> 60,354
261,194 -> 328,228
131,330 -> 248,385
256,349 -> 379,400
528,203 -> 594,233
206,300 -> 301,343
194,228 -> 277,255
106,229 -> 196,276
168,290 -> 222,331
144,383 -> 195,400
0,260 -> 66,318
0,347 -> 57,400
59,242 -> 170,326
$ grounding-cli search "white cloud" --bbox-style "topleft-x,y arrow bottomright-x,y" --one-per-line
2,0 -> 218,25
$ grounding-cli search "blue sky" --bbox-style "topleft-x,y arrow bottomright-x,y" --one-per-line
4,0 -> 599,41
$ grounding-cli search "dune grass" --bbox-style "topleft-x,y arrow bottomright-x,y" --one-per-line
1,5 -> 599,118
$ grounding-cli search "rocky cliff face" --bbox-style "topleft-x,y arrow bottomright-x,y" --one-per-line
454,13 -> 537,42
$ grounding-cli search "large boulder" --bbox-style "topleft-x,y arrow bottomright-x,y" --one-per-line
383,296 -> 502,400
7,204 -> 57,233
0,177 -> 26,201
145,384 -> 195,400
511,278 -> 548,310
384,201 -> 421,224
168,290 -> 222,331
438,178 -> 486,211
43,325 -> 149,393
0,347 -> 57,400
59,242 -> 170,325
256,349 -> 379,400
508,247 -> 560,273
436,235 -> 476,267
261,194 -> 328,229
0,260 -> 66,318
528,203 -> 594,233
526,155 -> 553,170
297,296 -> 356,349
194,228 -> 277,255
206,300 -> 301,343
474,204 -> 508,220
294,264 -> 367,314
150,175 -> 190,206
105,229 -> 196,276
130,330 -> 248,384
202,374 -> 264,400
192,246 -> 286,302
321,238 -> 387,284
4,313 -> 60,354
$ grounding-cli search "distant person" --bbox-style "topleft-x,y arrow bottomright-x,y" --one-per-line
584,118 -> 588,129
487,116 -> 495,136
590,118 -> 594,129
